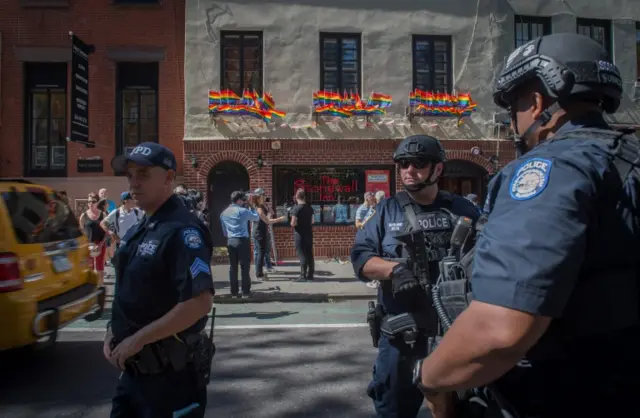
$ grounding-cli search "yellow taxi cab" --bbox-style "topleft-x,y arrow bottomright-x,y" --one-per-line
0,179 -> 105,350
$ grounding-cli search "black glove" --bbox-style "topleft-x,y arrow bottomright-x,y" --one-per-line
390,263 -> 420,297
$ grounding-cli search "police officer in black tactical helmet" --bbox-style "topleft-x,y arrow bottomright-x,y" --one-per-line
415,33 -> 640,418
351,135 -> 478,417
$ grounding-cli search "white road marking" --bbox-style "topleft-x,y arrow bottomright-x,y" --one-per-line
60,323 -> 368,332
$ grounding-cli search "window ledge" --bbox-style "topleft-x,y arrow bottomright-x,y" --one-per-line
111,0 -> 162,8
21,0 -> 69,8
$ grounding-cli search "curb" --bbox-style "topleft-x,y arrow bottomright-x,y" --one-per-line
104,294 -> 376,305
212,293 -> 376,304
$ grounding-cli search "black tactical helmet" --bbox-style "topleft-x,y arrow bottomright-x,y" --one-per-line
493,33 -> 623,156
494,33 -> 622,114
393,135 -> 446,163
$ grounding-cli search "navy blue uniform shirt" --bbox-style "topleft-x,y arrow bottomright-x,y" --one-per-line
351,192 -> 479,314
111,195 -> 214,341
473,114 -> 639,351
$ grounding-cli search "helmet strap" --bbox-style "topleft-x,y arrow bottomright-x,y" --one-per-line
512,101 -> 562,157
401,164 -> 440,192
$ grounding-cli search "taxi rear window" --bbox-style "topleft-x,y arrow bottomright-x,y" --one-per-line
2,188 -> 83,244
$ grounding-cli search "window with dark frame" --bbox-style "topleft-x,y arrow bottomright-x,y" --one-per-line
115,62 -> 159,158
21,0 -> 70,7
412,35 -> 452,93
2,190 -> 82,245
24,62 -> 68,177
320,33 -> 362,94
577,18 -> 612,54
220,31 -> 263,97
514,16 -> 551,48
272,166 -> 395,225
112,0 -> 160,4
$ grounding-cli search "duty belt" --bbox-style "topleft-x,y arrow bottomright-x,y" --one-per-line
111,336 -> 192,376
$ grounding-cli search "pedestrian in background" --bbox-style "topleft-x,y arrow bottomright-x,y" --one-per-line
79,192 -> 107,284
100,192 -> 144,250
375,190 -> 386,203
290,188 -> 315,282
250,189 -> 286,280
355,192 -> 377,229
262,195 -> 277,272
220,191 -> 259,298
99,188 -> 118,265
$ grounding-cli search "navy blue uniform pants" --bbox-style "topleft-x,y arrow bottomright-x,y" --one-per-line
227,237 -> 251,295
111,369 -> 206,418
367,336 -> 427,418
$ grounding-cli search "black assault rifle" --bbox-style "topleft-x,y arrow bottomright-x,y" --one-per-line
389,216 -> 474,353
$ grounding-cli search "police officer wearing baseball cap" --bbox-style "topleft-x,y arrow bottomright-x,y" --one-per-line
416,33 -> 640,417
350,135 -> 478,417
105,142 -> 215,417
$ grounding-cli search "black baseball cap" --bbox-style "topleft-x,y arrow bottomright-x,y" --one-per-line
111,142 -> 177,172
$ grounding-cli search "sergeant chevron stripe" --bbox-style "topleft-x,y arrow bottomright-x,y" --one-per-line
189,258 -> 211,278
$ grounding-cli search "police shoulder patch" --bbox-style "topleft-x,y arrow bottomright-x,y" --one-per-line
509,158 -> 552,201
182,228 -> 203,249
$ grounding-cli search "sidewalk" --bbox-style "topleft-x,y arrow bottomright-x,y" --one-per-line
103,259 -> 377,304
212,259 -> 377,303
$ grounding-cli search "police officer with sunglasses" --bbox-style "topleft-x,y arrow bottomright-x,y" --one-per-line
416,33 -> 640,418
351,135 -> 479,417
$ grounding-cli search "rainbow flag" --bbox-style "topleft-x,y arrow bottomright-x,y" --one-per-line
312,90 -> 392,117
368,93 -> 392,108
209,90 -> 287,121
409,90 -> 477,118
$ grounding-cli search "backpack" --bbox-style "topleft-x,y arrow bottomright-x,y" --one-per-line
115,208 -> 141,234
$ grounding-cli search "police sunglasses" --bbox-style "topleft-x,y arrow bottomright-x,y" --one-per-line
397,160 -> 429,170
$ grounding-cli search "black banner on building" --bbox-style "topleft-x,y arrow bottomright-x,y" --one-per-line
70,33 -> 91,147
77,158 -> 104,173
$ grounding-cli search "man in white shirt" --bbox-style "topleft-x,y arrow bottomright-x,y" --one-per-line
101,192 -> 144,246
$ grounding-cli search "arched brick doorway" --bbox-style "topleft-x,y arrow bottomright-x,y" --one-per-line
439,159 -> 488,201
207,161 -> 250,247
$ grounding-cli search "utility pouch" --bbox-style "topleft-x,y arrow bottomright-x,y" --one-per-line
160,337 -> 189,372
128,344 -> 165,375
380,313 -> 422,347
438,279 -> 473,323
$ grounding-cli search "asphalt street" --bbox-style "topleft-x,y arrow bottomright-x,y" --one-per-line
0,302 -> 433,418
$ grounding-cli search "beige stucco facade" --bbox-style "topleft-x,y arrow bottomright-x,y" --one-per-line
184,0 -> 640,141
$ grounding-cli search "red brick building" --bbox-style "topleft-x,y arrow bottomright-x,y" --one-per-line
179,1 -> 520,259
183,138 -> 515,259
0,0 -> 184,209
